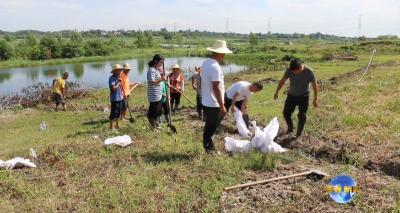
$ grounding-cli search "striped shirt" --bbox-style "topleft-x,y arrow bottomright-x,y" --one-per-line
147,67 -> 162,102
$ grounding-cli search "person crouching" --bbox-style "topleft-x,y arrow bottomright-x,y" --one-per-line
224,81 -> 263,127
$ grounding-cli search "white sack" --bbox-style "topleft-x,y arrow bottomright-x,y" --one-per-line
104,135 -> 133,147
226,117 -> 287,154
0,157 -> 37,169
224,137 -> 252,153
234,107 -> 251,137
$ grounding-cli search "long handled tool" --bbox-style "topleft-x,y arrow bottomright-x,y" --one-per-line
119,84 -> 135,123
169,85 -> 197,107
164,63 -> 177,134
224,170 -> 328,191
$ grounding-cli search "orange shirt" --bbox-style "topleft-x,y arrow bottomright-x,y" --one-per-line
120,72 -> 130,96
170,73 -> 184,93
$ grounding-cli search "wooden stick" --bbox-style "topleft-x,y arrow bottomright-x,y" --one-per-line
169,85 -> 197,106
129,83 -> 140,93
224,171 -> 313,191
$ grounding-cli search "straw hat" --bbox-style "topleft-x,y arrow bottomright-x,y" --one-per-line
172,64 -> 180,69
123,63 -> 131,70
206,40 -> 232,54
111,64 -> 123,73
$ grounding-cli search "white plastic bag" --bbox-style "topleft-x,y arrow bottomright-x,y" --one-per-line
234,107 -> 250,137
0,157 -> 37,169
258,117 -> 286,153
225,117 -> 287,154
224,137 -> 252,153
104,135 -> 133,147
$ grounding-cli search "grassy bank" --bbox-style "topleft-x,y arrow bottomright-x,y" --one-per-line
1,51 -> 400,211
0,48 -> 208,69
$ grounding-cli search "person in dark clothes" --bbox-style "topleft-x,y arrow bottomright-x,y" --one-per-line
109,64 -> 124,129
274,59 -> 318,138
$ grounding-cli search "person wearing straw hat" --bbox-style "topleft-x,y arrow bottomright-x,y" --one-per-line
120,63 -> 139,120
169,64 -> 185,112
200,40 -> 232,152
109,64 -> 124,129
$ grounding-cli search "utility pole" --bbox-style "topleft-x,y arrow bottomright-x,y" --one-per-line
174,22 -> 177,32
357,14 -> 363,37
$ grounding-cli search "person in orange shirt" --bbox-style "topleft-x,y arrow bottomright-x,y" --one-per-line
120,63 -> 139,120
169,64 -> 185,112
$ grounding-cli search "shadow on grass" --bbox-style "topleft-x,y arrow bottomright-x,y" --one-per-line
82,119 -> 109,126
144,151 -> 196,164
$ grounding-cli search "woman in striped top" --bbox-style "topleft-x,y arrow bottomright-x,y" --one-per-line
146,54 -> 166,130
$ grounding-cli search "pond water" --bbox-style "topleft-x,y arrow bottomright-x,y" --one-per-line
0,57 -> 246,96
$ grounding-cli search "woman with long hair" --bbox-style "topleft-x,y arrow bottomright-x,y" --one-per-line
146,54 -> 166,130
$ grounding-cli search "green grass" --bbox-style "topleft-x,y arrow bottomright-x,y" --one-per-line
1,40 -> 400,211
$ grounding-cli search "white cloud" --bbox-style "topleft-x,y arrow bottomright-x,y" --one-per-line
0,0 -> 398,37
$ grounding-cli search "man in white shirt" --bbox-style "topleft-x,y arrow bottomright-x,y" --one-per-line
224,81 -> 263,127
200,40 -> 232,152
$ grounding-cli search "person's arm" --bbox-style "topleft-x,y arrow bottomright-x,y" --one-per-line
231,92 -> 239,113
311,80 -> 318,107
274,75 -> 288,100
111,79 -> 121,92
212,81 -> 226,117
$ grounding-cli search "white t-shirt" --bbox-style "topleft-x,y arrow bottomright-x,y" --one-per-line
200,58 -> 225,107
226,81 -> 252,101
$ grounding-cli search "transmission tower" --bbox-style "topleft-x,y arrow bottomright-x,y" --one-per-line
226,18 -> 230,33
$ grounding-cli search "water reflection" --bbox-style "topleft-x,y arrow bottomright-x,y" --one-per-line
0,57 -> 246,96
0,73 -> 11,83
72,64 -> 84,78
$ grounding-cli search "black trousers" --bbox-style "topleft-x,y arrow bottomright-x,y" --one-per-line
161,101 -> 170,122
203,106 -> 223,151
147,100 -> 162,119
170,93 -> 181,109
224,96 -> 249,127
283,95 -> 309,136
110,101 -> 123,120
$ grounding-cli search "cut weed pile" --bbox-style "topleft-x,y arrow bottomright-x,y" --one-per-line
1,55 -> 400,212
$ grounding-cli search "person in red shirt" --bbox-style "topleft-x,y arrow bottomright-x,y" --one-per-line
169,64 -> 185,112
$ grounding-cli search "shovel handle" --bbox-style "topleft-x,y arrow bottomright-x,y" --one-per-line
223,171 -> 312,191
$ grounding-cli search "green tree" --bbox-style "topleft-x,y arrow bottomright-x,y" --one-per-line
176,33 -> 184,46
25,33 -> 37,46
136,31 -> 146,48
4,34 -> 12,42
84,39 -> 109,56
61,41 -> 84,58
145,31 -> 153,47
0,40 -> 14,60
160,28 -> 173,41
40,35 -> 61,59
70,31 -> 84,43
249,33 -> 259,47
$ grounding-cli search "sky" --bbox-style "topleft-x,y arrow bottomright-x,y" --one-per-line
0,0 -> 399,37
